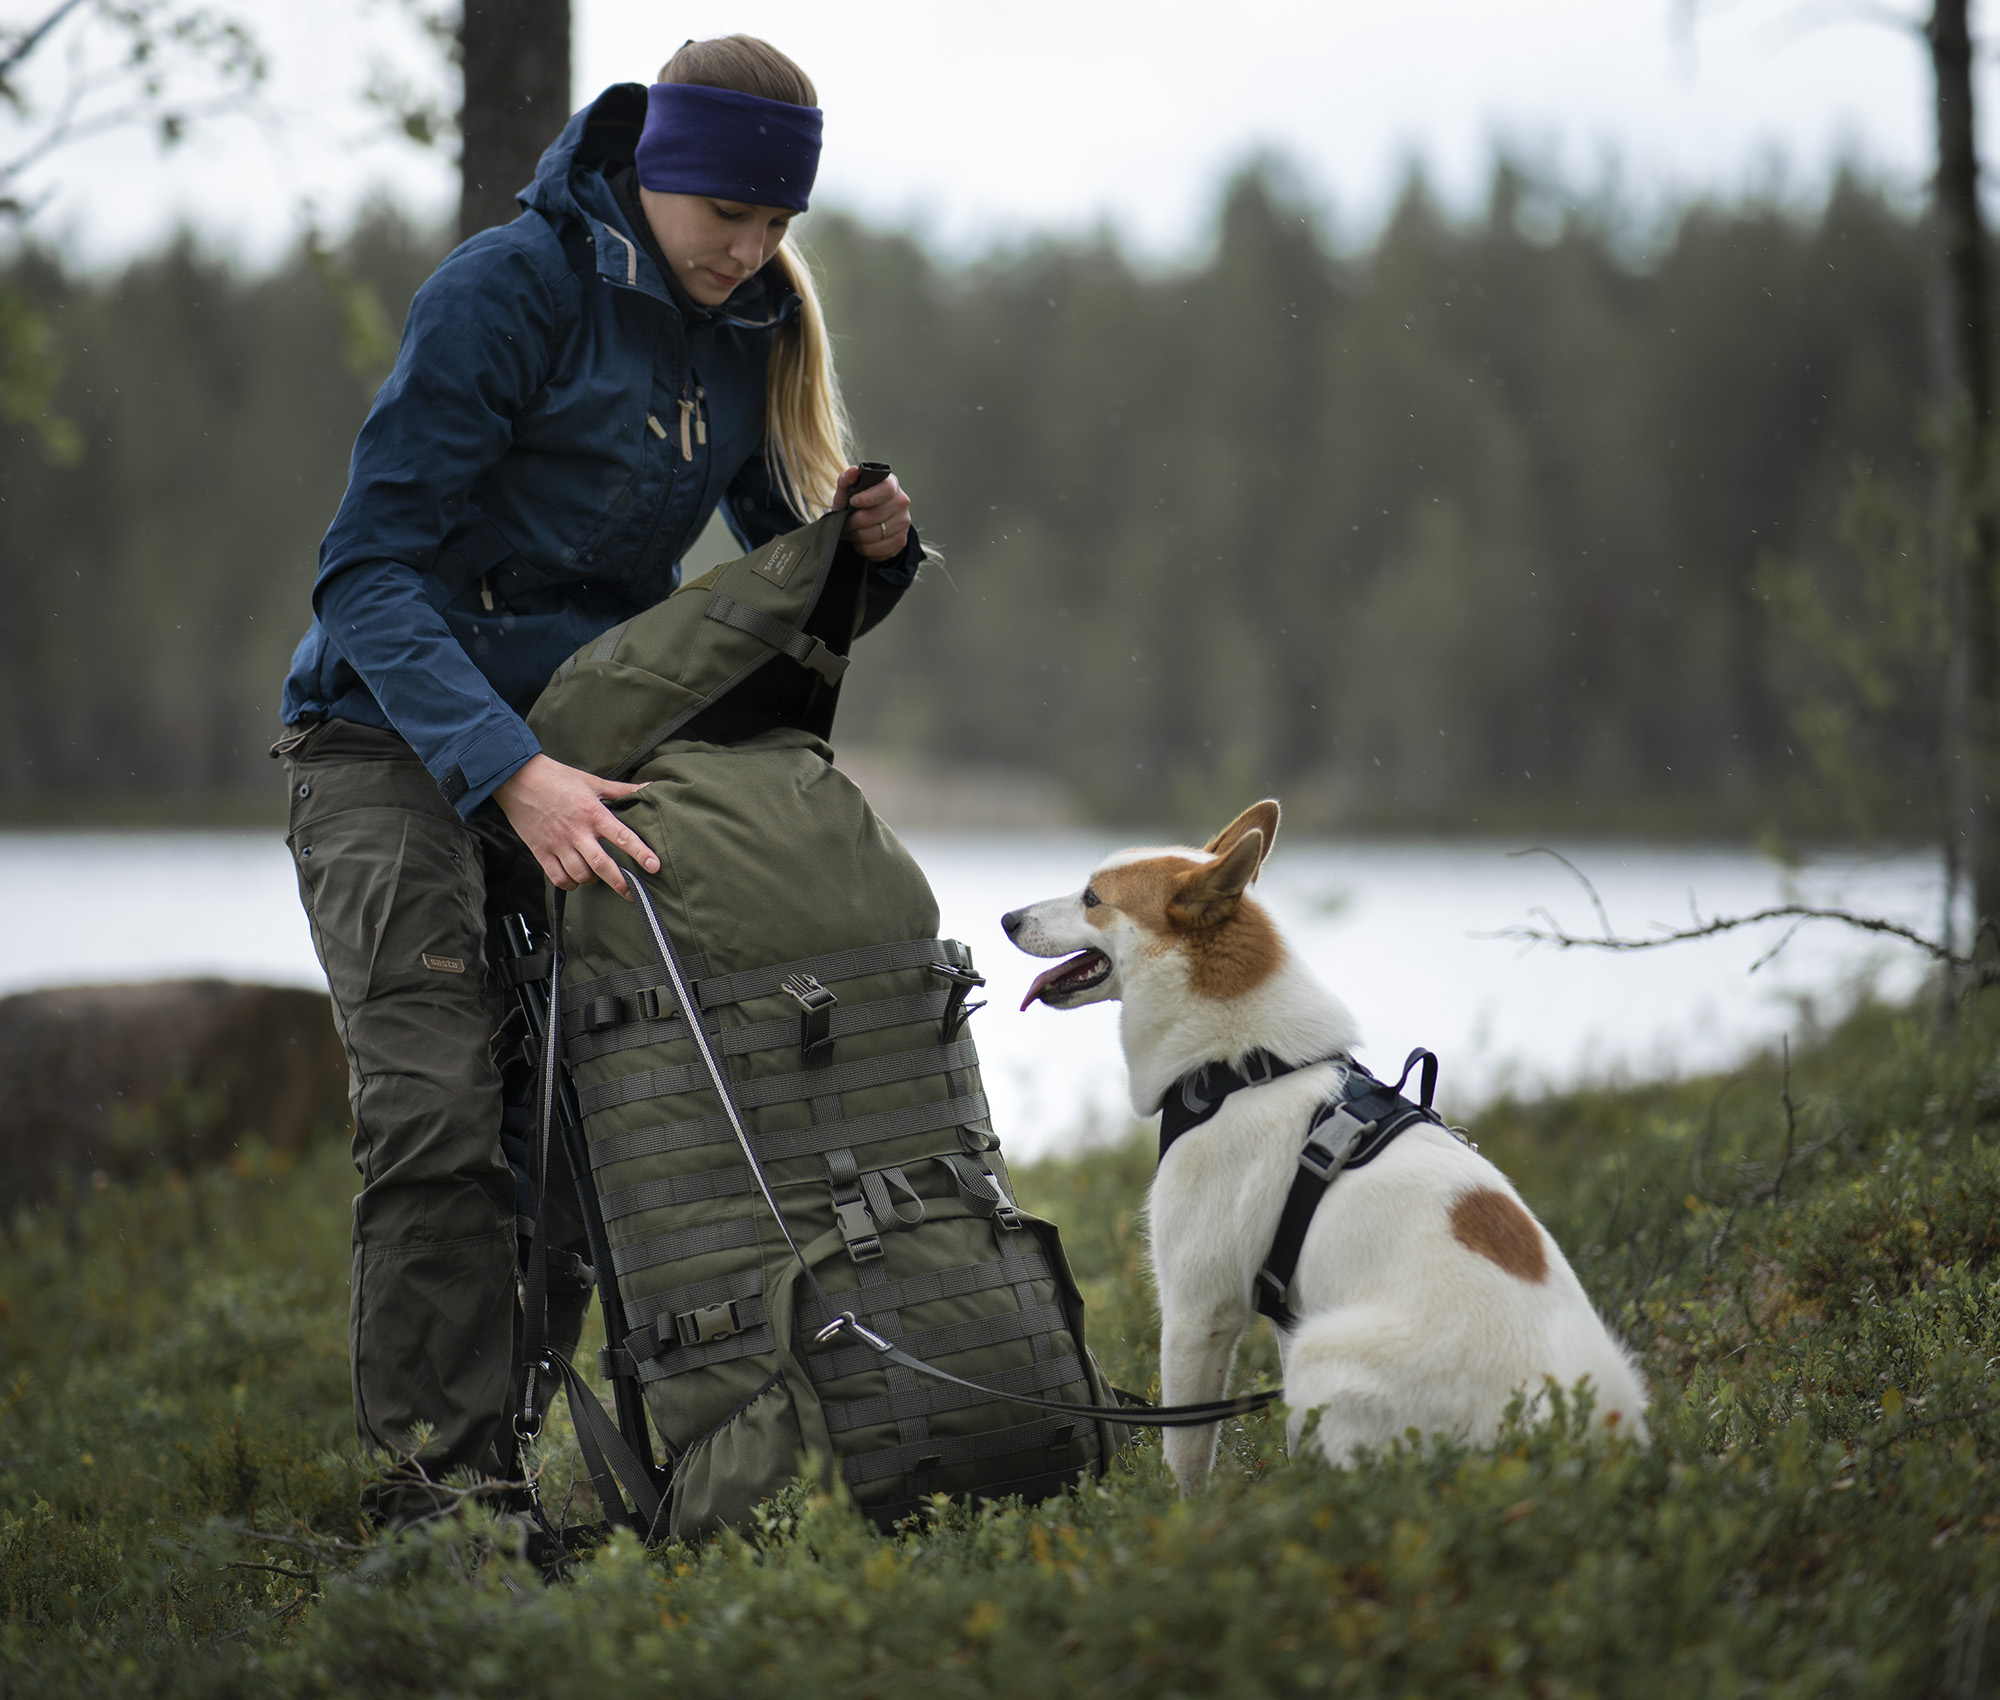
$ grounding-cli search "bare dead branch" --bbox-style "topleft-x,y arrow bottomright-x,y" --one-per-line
1772,1035 -> 1799,1205
0,1 -> 268,213
0,0 -> 89,87
1508,847 -> 1616,938
1487,898 -> 1972,970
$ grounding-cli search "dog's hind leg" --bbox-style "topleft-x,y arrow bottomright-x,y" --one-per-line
1158,1309 -> 1245,1494
1283,1305 -> 1430,1467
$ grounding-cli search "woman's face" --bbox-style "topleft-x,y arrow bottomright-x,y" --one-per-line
639,189 -> 793,306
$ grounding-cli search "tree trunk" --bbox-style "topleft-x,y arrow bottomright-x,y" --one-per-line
458,0 -> 572,245
1930,0 -> 2000,943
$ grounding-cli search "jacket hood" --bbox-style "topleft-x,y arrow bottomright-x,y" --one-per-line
521,82 -> 646,225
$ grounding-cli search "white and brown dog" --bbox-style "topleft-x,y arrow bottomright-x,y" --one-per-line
1002,801 -> 1647,1492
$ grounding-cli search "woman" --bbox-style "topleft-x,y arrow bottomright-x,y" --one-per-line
276,36 -> 920,1524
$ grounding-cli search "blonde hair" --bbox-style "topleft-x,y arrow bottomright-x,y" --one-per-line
659,36 -> 852,520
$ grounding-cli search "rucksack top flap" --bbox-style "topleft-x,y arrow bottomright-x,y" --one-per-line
526,509 -> 848,774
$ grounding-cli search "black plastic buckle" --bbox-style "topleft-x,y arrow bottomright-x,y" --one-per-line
549,1249 -> 597,1292
833,1197 -> 883,1261
674,1300 -> 743,1349
782,973 -> 839,1067
929,961 -> 988,1044
1300,1110 -> 1375,1181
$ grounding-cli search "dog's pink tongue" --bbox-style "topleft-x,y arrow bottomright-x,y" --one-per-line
1022,952 -> 1095,1011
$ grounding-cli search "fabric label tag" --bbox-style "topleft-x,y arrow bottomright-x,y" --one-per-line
422,953 -> 466,974
753,541 -> 800,586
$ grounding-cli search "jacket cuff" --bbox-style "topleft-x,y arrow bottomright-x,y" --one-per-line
438,717 -> 542,819
857,526 -> 926,639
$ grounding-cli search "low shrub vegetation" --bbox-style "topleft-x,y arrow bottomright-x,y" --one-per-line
4,993 -> 2000,1695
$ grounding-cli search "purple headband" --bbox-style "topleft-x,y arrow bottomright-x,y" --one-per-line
634,82 -> 822,213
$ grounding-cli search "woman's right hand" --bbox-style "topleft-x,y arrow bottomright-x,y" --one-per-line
494,753 -> 661,899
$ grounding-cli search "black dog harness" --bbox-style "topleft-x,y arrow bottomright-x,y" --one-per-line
1157,1046 -> 1447,1330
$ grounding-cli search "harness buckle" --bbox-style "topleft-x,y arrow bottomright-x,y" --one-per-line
1240,1051 -> 1277,1086
1299,1109 -> 1376,1181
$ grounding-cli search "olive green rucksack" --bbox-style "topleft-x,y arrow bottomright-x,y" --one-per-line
525,514 -> 1126,1538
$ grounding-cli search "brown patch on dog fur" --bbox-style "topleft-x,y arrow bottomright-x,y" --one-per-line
1089,852 -> 1285,1000
1450,1188 -> 1548,1283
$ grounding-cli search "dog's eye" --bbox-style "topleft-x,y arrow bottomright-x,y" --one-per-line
1082,888 -> 1100,909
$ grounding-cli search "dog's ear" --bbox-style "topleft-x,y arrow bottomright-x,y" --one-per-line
1203,800 -> 1280,873
1169,830 -> 1264,929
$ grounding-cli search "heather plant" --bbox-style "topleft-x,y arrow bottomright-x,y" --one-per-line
5,993 -> 2000,1695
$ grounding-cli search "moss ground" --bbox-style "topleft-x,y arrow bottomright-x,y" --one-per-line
5,993 -> 2000,1695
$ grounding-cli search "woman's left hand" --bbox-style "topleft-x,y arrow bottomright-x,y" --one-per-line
836,465 -> 913,561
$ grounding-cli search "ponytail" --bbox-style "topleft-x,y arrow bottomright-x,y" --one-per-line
765,243 -> 853,518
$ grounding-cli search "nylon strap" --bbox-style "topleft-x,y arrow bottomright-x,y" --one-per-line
1252,1049 -> 1447,1329
800,1250 -> 1054,1325
823,1352 -> 1086,1434
551,1351 -> 664,1536
588,1090 -> 988,1172
692,937 -> 964,1010
578,1036 -> 980,1118
843,1412 -> 1083,1486
568,988 -> 951,1065
564,937 -> 962,1020
609,1215 -> 760,1280
704,593 -> 850,683
1157,1048 -> 1347,1167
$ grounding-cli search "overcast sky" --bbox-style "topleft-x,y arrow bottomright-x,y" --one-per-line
0,0 -> 1982,272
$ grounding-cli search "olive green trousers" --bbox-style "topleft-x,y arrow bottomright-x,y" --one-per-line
278,718 -> 587,1523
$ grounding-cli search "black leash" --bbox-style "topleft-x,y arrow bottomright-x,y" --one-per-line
620,864 -> 1279,1433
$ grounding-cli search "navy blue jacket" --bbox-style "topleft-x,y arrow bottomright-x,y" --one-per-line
282,84 -> 918,816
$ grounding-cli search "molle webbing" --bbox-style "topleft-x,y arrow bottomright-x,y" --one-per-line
798,1249 -> 1057,1329
608,1214 -> 760,1281
567,990 -> 951,1067
820,1353 -> 1087,1435
804,1302 -> 1071,1384
587,1092 -> 989,1172
838,1415 -> 1085,1488
565,936 -> 969,1018
578,1037 -> 980,1119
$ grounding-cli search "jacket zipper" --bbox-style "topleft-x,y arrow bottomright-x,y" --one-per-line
675,385 -> 708,461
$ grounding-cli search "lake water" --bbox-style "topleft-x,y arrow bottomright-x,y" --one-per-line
0,830 -> 1950,1158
